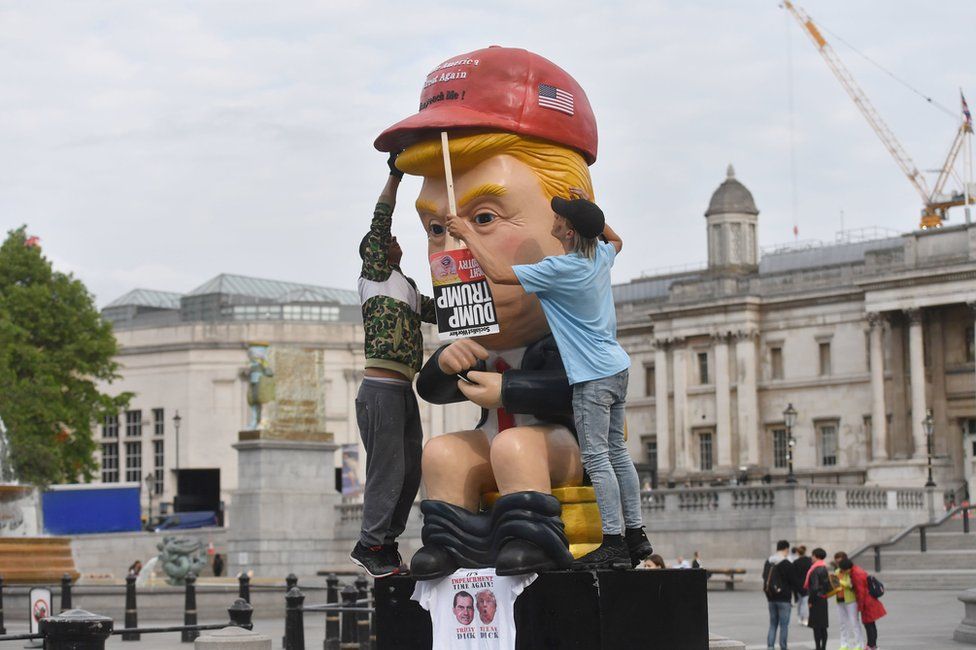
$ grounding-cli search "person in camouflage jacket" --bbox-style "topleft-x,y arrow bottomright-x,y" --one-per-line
349,154 -> 437,578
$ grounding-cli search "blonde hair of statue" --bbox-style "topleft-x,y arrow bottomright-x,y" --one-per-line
396,131 -> 594,202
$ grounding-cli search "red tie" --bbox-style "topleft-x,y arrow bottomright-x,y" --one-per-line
493,358 -> 516,432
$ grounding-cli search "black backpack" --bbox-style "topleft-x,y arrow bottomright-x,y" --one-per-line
867,574 -> 885,599
764,560 -> 788,597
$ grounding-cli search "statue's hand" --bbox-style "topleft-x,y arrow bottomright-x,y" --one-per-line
438,339 -> 489,374
457,370 -> 503,409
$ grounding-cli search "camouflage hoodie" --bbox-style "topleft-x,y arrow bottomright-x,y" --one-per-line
358,201 -> 436,379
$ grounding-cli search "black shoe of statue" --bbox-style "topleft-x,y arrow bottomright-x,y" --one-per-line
572,535 -> 631,571
410,545 -> 458,581
496,539 -> 559,576
350,542 -> 398,579
624,527 -> 653,568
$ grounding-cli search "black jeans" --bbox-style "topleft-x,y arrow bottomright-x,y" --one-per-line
864,621 -> 878,647
812,627 -> 827,650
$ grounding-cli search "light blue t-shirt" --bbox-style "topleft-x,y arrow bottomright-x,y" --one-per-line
513,241 -> 630,385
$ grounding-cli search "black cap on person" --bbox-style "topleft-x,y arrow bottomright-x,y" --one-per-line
550,196 -> 605,239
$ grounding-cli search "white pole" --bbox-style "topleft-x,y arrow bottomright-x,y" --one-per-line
441,131 -> 461,247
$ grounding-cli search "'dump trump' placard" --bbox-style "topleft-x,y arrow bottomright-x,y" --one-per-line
430,249 -> 499,340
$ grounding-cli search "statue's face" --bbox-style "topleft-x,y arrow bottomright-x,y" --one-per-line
416,154 -> 563,349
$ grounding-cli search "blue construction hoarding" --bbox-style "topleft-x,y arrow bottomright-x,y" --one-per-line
42,483 -> 142,534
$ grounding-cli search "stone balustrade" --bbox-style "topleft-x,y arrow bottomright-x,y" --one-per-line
328,483 -> 947,572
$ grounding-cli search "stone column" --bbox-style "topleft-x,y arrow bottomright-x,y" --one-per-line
713,333 -> 732,469
654,340 -> 671,474
672,339 -> 690,471
868,313 -> 889,461
906,308 -> 928,457
735,330 -> 760,467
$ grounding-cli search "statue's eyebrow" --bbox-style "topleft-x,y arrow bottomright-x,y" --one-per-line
415,199 -> 439,215
458,183 -> 506,210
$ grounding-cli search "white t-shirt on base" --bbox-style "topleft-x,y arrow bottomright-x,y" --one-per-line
411,568 -> 536,649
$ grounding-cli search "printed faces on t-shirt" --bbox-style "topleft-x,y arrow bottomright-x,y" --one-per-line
412,567 -> 536,649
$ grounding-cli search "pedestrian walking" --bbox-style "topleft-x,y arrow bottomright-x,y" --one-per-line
840,557 -> 886,650
793,545 -> 812,626
804,548 -> 831,650
763,540 -> 801,650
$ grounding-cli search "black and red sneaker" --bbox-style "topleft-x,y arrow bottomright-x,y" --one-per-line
384,542 -> 409,576
350,542 -> 398,578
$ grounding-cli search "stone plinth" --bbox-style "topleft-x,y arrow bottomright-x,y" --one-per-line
376,570 -> 709,649
956,588 -> 976,644
227,430 -> 339,578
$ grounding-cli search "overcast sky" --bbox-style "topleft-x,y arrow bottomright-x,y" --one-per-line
3,1 -> 975,306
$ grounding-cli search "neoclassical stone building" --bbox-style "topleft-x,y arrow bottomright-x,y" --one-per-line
97,274 -> 476,520
616,166 -> 976,498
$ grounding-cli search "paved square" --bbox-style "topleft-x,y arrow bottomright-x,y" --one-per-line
709,588 -> 968,650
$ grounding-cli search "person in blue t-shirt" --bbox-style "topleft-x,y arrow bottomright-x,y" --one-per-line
446,187 -> 652,570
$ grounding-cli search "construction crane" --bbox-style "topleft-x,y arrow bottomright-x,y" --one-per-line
782,0 -> 973,229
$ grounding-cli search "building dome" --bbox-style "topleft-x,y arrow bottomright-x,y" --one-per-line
705,165 -> 759,217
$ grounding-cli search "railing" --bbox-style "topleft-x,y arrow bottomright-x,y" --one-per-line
0,597 -> 252,648
283,573 -> 375,650
806,488 -> 838,509
731,488 -> 774,509
852,504 -> 975,573
0,569 -> 375,650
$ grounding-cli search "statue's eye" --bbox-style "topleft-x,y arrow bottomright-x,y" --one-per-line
429,223 -> 445,236
474,213 -> 495,225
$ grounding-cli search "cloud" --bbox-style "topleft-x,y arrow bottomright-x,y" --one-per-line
1,0 -> 973,305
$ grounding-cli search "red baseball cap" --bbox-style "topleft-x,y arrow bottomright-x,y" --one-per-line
374,46 -> 598,165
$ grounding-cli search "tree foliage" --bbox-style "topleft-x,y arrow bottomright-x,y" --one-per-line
0,226 -> 130,486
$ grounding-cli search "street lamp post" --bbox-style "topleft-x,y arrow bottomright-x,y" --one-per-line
923,409 -> 936,488
784,403 -> 798,484
173,410 -> 182,472
144,473 -> 154,531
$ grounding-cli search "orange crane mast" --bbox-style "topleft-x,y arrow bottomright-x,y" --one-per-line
782,0 -> 973,229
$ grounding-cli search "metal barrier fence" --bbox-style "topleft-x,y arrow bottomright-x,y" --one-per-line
283,573 -> 376,650
0,570 -> 376,649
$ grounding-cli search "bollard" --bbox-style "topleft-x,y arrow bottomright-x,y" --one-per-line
284,587 -> 305,650
239,572 -> 251,604
873,545 -> 882,573
355,575 -> 370,650
40,608 -> 113,650
0,575 -> 5,635
340,585 -> 358,649
324,574 -> 339,650
228,598 -> 255,631
122,573 -> 139,641
920,526 -> 928,553
282,574 -> 299,648
368,586 -> 376,649
965,508 -> 971,534
61,573 -> 73,611
183,573 -> 199,643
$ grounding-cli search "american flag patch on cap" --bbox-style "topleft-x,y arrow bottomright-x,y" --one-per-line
538,83 -> 574,116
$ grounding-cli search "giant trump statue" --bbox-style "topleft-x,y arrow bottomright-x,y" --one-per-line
375,46 -> 601,580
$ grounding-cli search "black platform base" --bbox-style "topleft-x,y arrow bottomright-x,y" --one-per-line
374,568 -> 709,649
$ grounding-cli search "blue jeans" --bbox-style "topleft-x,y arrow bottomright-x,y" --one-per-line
767,601 -> 791,649
571,369 -> 642,535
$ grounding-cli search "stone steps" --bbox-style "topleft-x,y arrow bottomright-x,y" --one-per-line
0,537 -> 79,584
872,568 -> 976,591
878,548 -> 976,571
890,531 -> 976,551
